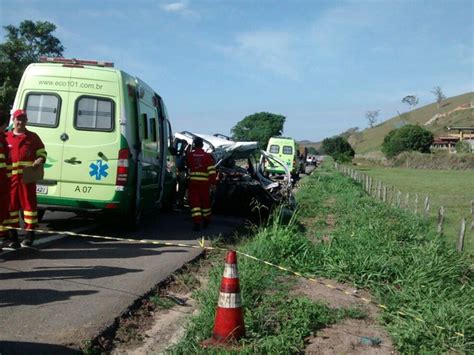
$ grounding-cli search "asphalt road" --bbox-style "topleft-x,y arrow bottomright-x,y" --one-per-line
0,209 -> 243,354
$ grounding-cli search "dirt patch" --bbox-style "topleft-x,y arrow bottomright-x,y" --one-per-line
292,278 -> 396,354
305,319 -> 396,355
326,214 -> 336,228
324,197 -> 336,208
111,292 -> 198,354
89,252 -> 218,354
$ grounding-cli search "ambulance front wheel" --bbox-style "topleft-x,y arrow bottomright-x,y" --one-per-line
37,209 -> 46,222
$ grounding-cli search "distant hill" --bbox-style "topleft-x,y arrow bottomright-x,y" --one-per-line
297,92 -> 473,155
350,92 -> 474,155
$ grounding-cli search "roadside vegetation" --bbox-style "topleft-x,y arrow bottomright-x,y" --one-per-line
320,136 -> 355,163
381,124 -> 433,158
354,150 -> 474,170
352,165 -> 474,253
169,160 -> 473,353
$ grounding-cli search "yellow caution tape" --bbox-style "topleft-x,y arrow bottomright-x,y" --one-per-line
4,226 -> 464,338
234,249 -> 466,339
4,226 -> 218,251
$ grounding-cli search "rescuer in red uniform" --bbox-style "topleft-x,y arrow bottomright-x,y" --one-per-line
5,109 -> 47,248
186,137 -> 216,231
0,110 -> 11,251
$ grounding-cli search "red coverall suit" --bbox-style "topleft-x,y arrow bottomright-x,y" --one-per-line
186,147 -> 216,226
6,129 -> 47,230
0,132 -> 10,238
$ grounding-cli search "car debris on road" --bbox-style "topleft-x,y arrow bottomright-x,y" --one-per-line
173,131 -> 296,219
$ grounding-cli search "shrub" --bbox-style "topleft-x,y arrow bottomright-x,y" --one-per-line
320,136 -> 355,163
382,125 -> 433,158
455,140 -> 472,153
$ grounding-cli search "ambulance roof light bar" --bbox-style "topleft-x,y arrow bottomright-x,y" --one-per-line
39,56 -> 114,68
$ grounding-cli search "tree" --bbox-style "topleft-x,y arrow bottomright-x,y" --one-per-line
431,86 -> 446,109
320,136 -> 355,163
0,20 -> 64,110
455,140 -> 472,153
382,124 -> 434,158
231,112 -> 285,149
307,147 -> 319,155
402,95 -> 419,110
365,110 -> 380,128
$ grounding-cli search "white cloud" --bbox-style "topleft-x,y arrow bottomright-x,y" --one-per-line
162,2 -> 187,12
160,1 -> 200,19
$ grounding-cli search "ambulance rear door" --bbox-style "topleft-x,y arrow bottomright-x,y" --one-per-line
59,66 -> 120,202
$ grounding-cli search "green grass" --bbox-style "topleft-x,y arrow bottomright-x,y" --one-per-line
150,295 -> 176,309
169,159 -> 473,353
295,160 -> 474,352
352,166 -> 474,253
168,219 -> 365,354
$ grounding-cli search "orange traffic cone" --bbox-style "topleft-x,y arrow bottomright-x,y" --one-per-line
203,250 -> 245,346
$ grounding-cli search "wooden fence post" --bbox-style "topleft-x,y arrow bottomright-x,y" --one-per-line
437,206 -> 445,234
471,200 -> 474,230
415,193 -> 418,215
396,191 -> 401,208
424,196 -> 430,217
382,186 -> 387,203
377,181 -> 382,200
405,192 -> 410,209
457,218 -> 466,252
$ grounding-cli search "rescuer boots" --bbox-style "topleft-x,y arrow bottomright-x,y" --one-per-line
203,219 -> 209,229
192,223 -> 201,232
5,229 -> 21,249
21,231 -> 35,247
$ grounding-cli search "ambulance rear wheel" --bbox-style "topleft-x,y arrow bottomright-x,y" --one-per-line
125,198 -> 142,231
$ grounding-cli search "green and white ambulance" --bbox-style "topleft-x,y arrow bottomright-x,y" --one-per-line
11,57 -> 176,227
265,136 -> 299,177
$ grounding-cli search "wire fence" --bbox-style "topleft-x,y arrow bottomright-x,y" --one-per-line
334,163 -> 473,252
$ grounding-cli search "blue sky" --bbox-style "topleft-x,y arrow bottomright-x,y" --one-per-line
1,0 -> 473,141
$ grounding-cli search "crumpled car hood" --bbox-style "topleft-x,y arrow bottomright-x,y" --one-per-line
174,131 -> 259,162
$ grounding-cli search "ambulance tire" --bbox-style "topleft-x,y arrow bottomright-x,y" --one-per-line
161,178 -> 177,211
37,209 -> 46,222
125,197 -> 142,231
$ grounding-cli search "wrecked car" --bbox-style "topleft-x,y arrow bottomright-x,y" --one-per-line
173,131 -> 296,219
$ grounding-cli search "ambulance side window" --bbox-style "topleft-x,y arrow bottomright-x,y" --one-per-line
141,113 -> 149,140
283,146 -> 293,155
25,93 -> 61,127
75,96 -> 114,131
269,145 -> 279,154
150,117 -> 157,142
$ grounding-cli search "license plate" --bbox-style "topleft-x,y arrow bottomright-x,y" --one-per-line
36,185 -> 48,194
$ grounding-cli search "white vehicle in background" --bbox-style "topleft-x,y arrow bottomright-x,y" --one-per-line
173,131 -> 295,218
